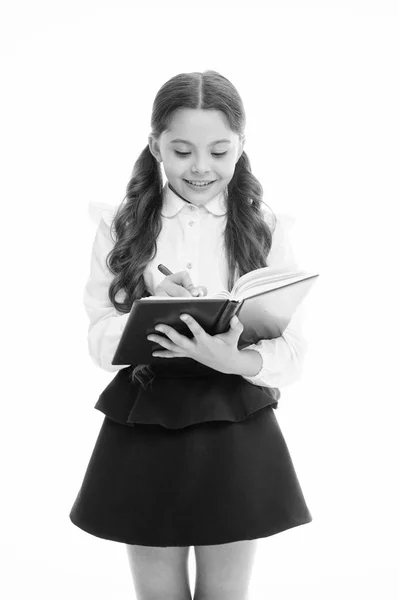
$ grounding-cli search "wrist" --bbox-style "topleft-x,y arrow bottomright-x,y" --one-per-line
230,349 -> 263,377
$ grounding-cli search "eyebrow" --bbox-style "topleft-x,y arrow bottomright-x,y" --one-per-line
169,138 -> 232,146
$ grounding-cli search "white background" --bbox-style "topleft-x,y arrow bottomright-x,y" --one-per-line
1,0 -> 398,598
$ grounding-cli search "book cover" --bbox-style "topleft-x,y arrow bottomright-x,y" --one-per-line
111,268 -> 319,366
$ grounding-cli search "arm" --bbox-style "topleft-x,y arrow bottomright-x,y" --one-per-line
84,206 -> 131,372
239,210 -> 308,388
237,307 -> 307,387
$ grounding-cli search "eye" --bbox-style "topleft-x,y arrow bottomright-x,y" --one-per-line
174,151 -> 227,158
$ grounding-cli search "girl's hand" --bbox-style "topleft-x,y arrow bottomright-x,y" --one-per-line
147,314 -> 244,374
155,270 -> 208,298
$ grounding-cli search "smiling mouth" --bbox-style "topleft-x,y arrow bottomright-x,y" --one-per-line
184,179 -> 217,187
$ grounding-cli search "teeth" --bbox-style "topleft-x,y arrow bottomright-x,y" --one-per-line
186,180 -> 214,187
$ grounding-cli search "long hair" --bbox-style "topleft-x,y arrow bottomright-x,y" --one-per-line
105,70 -> 276,388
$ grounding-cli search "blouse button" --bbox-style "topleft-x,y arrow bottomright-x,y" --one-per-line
190,205 -> 195,211
186,262 -> 192,269
188,220 -> 195,226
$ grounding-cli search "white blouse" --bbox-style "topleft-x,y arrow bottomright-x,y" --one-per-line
84,182 -> 307,388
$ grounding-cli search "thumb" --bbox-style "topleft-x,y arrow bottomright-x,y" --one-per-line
215,315 -> 244,345
230,315 -> 243,330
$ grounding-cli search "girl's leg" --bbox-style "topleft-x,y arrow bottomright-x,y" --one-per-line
193,539 -> 258,600
126,544 -> 192,600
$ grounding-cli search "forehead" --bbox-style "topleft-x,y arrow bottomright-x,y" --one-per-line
163,108 -> 236,144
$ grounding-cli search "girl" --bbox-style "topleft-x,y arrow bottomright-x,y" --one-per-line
70,70 -> 312,600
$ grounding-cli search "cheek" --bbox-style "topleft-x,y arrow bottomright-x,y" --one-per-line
220,158 -> 238,179
162,160 -> 181,177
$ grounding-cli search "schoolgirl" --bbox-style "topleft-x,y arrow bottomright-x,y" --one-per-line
70,70 -> 312,600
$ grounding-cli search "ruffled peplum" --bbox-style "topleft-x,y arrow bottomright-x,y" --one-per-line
94,360 -> 280,430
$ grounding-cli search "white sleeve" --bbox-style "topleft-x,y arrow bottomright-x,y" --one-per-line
83,203 -> 131,372
240,209 -> 308,388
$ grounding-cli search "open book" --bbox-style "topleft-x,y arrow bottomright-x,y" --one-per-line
142,266 -> 316,301
112,266 -> 319,366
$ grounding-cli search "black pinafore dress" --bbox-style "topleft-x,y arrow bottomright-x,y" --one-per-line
69,359 -> 312,547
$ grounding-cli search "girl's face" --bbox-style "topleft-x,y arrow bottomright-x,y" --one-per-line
149,108 -> 245,207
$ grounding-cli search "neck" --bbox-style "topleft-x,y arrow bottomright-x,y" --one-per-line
167,182 -> 193,204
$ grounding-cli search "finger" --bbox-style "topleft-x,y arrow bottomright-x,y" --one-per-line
172,270 -> 199,296
230,315 -> 243,327
179,314 -> 206,340
153,324 -> 192,349
188,286 -> 206,297
148,334 -> 178,351
186,284 -> 206,297
152,350 -> 178,358
197,286 -> 208,296
161,279 -> 192,297
153,286 -> 169,297
185,283 -> 200,296
168,282 -> 193,297
230,315 -> 244,332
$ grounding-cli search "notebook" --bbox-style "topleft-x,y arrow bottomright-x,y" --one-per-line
111,266 -> 319,365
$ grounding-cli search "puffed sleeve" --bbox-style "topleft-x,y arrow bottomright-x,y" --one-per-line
240,205 -> 308,388
83,202 -> 131,372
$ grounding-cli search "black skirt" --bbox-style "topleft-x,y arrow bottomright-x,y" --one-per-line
69,363 -> 312,547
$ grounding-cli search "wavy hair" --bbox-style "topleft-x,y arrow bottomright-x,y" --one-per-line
105,70 -> 276,389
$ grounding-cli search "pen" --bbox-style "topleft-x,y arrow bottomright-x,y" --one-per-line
157,264 -> 173,276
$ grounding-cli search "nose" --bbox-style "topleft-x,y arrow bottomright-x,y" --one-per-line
191,153 -> 211,174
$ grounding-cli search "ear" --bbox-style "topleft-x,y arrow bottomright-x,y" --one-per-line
236,135 -> 246,163
148,134 -> 162,163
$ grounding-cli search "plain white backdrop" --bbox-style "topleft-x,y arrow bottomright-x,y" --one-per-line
1,1 -> 398,598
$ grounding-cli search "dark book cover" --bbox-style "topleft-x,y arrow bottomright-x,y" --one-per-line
112,274 -> 319,366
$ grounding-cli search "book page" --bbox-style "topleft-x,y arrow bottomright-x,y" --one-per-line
140,268 -> 316,301
230,266 -> 310,298
235,272 -> 317,301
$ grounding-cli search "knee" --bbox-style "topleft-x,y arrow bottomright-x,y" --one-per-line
193,583 -> 250,600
